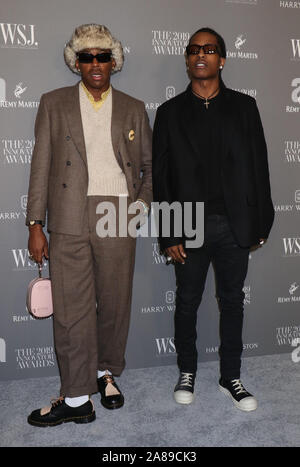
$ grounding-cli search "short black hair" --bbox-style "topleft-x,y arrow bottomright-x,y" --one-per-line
189,27 -> 226,59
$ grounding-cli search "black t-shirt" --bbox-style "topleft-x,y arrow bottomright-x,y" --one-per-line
190,87 -> 226,216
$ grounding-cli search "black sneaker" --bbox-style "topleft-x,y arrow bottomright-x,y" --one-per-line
219,378 -> 258,412
174,372 -> 196,405
27,397 -> 96,427
97,372 -> 124,410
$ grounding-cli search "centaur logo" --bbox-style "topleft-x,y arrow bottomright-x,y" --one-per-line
0,338 -> 6,362
14,82 -> 27,99
155,337 -> 176,355
283,238 -> 300,256
235,34 -> 246,50
289,282 -> 299,295
0,23 -> 38,48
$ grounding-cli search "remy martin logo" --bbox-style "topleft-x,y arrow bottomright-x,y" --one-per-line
227,34 -> 258,60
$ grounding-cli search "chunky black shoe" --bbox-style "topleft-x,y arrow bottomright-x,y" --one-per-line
219,378 -> 258,412
27,397 -> 96,427
97,372 -> 124,410
174,372 -> 196,405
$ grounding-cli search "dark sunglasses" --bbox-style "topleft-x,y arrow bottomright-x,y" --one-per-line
186,43 -> 220,55
76,52 -> 112,63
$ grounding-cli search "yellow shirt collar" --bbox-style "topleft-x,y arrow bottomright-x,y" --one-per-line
80,81 -> 111,111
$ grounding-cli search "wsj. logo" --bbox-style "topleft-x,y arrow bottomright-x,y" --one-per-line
11,248 -> 47,270
283,238 -> 300,256
235,35 -> 246,50
166,86 -> 175,100
0,338 -> 6,363
0,23 -> 38,49
291,39 -> 300,60
155,337 -> 176,355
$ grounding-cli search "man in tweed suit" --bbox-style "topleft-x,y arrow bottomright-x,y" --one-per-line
26,24 -> 152,427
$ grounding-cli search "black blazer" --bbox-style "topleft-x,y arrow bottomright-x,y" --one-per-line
152,85 -> 275,250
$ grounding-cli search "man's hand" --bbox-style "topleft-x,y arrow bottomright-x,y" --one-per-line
28,225 -> 49,264
165,244 -> 187,264
250,238 -> 267,252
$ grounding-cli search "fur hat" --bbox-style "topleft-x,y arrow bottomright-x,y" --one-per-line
64,24 -> 124,74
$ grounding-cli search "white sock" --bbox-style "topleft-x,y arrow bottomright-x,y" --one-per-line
98,369 -> 112,378
65,395 -> 89,407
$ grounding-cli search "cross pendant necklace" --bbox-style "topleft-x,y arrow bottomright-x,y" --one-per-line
192,86 -> 220,109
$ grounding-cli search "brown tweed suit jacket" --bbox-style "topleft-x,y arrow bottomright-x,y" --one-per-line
26,82 -> 152,235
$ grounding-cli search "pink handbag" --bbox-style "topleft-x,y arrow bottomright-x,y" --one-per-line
27,263 -> 53,319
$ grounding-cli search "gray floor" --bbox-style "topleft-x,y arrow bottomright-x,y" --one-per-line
1,353 -> 300,447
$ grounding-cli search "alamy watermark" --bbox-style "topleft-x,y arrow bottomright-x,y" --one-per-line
291,338 -> 300,363
95,198 -> 204,248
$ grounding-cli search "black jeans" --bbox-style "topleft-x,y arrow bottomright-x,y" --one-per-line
174,214 -> 249,379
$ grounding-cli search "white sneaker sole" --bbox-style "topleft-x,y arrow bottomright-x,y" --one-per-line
174,390 -> 194,405
219,385 -> 258,412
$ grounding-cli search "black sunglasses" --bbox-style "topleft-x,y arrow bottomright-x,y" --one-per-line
77,52 -> 112,63
186,43 -> 220,55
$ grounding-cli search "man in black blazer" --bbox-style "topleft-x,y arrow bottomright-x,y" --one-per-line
153,28 -> 274,411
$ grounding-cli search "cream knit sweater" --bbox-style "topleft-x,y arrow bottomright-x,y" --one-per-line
79,85 -> 129,196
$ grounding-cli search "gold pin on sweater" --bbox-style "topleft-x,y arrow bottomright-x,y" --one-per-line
128,130 -> 135,141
